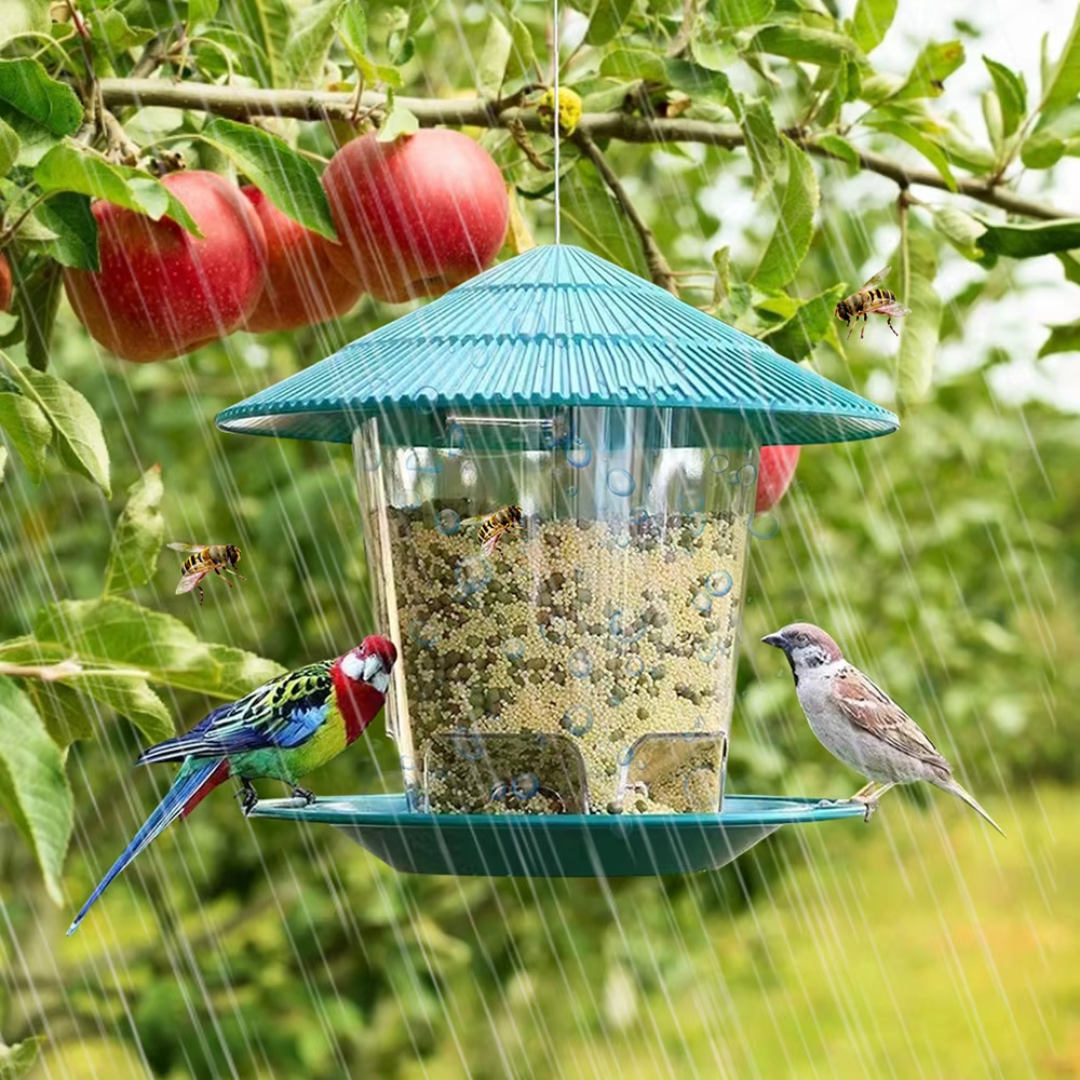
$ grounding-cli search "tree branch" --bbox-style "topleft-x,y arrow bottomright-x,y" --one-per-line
0,659 -> 151,681
573,132 -> 678,294
97,79 -> 1073,221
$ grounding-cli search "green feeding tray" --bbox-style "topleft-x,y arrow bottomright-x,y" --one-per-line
249,794 -> 866,877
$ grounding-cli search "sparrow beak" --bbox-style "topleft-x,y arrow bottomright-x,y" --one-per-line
761,633 -> 786,650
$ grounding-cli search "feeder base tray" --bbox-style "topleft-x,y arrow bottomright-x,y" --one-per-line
248,794 -> 864,877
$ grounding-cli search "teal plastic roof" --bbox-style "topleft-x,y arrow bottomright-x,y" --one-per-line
216,244 -> 898,447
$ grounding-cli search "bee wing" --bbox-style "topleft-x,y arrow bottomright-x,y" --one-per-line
176,570 -> 210,595
869,301 -> 912,317
481,532 -> 501,558
859,266 -> 892,290
167,542 -> 204,553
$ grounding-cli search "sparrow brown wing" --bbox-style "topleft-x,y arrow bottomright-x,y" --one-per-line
832,665 -> 951,770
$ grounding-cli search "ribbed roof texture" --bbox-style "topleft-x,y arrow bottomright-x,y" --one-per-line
216,245 -> 898,447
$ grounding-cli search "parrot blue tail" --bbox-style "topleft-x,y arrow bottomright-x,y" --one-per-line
67,757 -> 229,936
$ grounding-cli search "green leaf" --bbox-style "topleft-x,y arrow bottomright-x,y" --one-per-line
335,2 -> 367,62
744,25 -> 861,66
585,0 -> 635,46
751,138 -> 819,292
506,17 -> 535,84
848,0 -> 896,54
665,58 -> 729,102
731,93 -> 781,195
90,9 -> 156,53
1021,130 -> 1065,169
561,160 -> 647,277
599,47 -> 666,83
104,464 -> 165,595
286,0 -> 345,85
0,359 -> 110,494
0,677 -> 72,904
231,0 -> 292,85
760,284 -> 846,361
868,118 -> 957,191
1040,3 -> 1080,114
982,56 -> 1026,138
931,205 -> 987,260
188,0 -> 220,26
12,258 -> 62,371
815,133 -> 860,167
0,390 -> 50,482
1037,319 -> 1080,358
895,40 -> 965,100
24,680 -> 94,748
713,0 -> 773,27
1056,251 -> 1080,286
0,59 -> 82,136
0,115 -> 19,177
976,218 -> 1080,259
0,1 -> 50,42
0,1035 -> 44,1080
377,101 -> 419,142
477,15 -> 512,100
34,144 -> 201,235
199,117 -> 337,240
34,597 -> 286,700
897,228 -> 940,410
0,443 -> 6,482
33,192 -> 99,270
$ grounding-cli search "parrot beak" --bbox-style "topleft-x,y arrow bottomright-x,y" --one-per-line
362,653 -> 385,683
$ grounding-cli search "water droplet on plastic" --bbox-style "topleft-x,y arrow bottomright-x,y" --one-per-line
454,555 -> 492,597
359,446 -> 381,471
417,385 -> 440,414
399,754 -> 415,772
706,570 -> 733,597
625,655 -> 645,678
733,463 -> 757,486
447,423 -> 465,457
561,705 -> 594,737
405,450 -> 441,473
436,508 -> 461,535
606,468 -> 635,497
460,460 -> 478,485
568,648 -> 592,677
692,590 -> 712,613
512,773 -> 540,799
566,485 -> 578,497
503,636 -> 525,660
749,513 -> 780,539
609,610 -> 647,645
566,438 -> 592,469
629,506 -> 649,526
451,728 -> 484,760
696,639 -> 719,663
707,453 -> 729,475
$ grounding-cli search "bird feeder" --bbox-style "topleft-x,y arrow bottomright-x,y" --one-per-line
217,244 -> 897,877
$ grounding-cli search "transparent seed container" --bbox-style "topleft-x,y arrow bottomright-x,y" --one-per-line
356,405 -> 757,816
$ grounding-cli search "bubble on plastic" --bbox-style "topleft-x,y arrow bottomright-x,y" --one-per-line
706,570 -> 733,597
561,704 -> 594,737
732,463 -> 758,486
625,655 -> 645,678
696,639 -> 719,664
566,485 -> 578,498
568,648 -> 592,678
436,508 -> 461,535
447,422 -> 465,457
451,728 -> 484,760
608,688 -> 625,707
417,385 -> 440,414
707,453 -> 730,475
614,529 -> 631,549
609,609 -> 647,645
460,459 -> 478,485
687,513 -> 706,537
503,636 -> 525,660
540,616 -> 569,646
399,754 -> 415,772
606,468 -> 635,497
512,773 -> 540,799
749,512 -> 780,539
359,446 -> 382,471
406,618 -> 440,650
405,450 -> 442,474
617,745 -> 635,767
629,505 -> 649,526
454,554 -> 492,597
692,590 -> 712,613
566,437 -> 592,469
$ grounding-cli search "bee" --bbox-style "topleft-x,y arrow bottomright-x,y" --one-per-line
460,506 -> 525,557
168,542 -> 245,604
835,266 -> 912,340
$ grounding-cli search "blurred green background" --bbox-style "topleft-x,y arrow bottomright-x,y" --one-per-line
2,0 -> 1079,1075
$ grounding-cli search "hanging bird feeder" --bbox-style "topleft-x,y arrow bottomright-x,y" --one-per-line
216,243 -> 897,877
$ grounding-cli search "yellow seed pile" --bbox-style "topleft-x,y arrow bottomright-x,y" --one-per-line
388,508 -> 746,814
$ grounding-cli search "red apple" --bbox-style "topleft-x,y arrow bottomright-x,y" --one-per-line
756,445 -> 801,513
64,171 -> 267,363
241,186 -> 363,333
0,252 -> 11,313
323,130 -> 509,304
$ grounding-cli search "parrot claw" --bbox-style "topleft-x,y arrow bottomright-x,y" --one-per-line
290,785 -> 317,806
236,777 -> 259,816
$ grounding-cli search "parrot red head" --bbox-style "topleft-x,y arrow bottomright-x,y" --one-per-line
340,635 -> 398,694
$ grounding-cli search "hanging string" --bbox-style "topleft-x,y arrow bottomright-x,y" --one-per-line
552,0 -> 560,245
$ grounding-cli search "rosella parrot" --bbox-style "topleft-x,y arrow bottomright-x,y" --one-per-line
68,635 -> 397,935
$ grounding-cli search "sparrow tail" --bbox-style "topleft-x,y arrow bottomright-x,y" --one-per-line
67,757 -> 229,936
936,777 -> 1006,837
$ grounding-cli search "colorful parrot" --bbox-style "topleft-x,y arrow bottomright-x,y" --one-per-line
67,635 -> 398,936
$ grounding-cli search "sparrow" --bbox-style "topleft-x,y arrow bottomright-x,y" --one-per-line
67,635 -> 398,935
762,622 -> 1004,835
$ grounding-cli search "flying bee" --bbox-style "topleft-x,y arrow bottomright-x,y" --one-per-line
168,542 -> 244,604
835,266 -> 912,340
460,506 -> 525,557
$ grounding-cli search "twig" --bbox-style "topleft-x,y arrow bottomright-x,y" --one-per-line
0,659 -> 152,681
572,131 -> 678,295
667,0 -> 698,59
101,110 -> 140,165
95,80 -> 1075,221
129,29 -> 175,80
